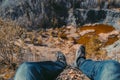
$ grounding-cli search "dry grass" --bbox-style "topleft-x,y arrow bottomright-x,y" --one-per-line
0,18 -> 27,66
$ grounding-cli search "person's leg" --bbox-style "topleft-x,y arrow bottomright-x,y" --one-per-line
73,45 -> 97,79
77,59 -> 102,80
14,61 -> 66,80
14,62 -> 45,80
74,45 -> 120,80
14,52 -> 67,80
80,60 -> 120,80
96,60 -> 120,80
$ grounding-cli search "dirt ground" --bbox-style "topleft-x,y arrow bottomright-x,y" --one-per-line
0,23 -> 120,80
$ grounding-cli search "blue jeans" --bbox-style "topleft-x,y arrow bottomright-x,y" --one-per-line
79,59 -> 120,80
14,60 -> 120,80
14,61 -> 66,80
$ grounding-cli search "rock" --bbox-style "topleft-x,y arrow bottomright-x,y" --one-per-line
56,66 -> 90,80
79,29 -> 95,36
104,40 -> 120,62
67,33 -> 79,39
24,38 -> 32,44
75,9 -> 120,30
14,39 -> 24,47
78,0 -> 120,9
98,30 -> 119,42
98,33 -> 108,42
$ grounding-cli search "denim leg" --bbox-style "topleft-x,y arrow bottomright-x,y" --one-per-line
78,59 -> 100,80
14,61 -> 66,80
78,59 -> 120,80
97,60 -> 120,80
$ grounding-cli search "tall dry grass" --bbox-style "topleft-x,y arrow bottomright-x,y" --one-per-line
0,18 -> 27,68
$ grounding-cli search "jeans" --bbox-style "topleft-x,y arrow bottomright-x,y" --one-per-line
78,59 -> 120,80
14,61 -> 66,80
14,59 -> 120,80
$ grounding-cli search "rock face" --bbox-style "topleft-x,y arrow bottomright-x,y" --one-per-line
104,40 -> 120,62
75,0 -> 120,9
0,0 -> 120,30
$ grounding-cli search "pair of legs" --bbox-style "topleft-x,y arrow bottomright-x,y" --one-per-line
14,45 -> 120,80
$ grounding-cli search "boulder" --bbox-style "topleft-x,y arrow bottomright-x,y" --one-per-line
104,40 -> 120,62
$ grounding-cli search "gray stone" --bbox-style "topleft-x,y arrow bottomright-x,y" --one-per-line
104,40 -> 120,62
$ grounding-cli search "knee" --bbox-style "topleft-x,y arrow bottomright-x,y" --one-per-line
98,60 -> 120,80
103,60 -> 119,71
20,62 -> 34,70
14,62 -> 34,80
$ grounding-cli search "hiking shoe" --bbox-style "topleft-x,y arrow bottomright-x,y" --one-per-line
73,45 -> 86,68
56,51 -> 67,66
